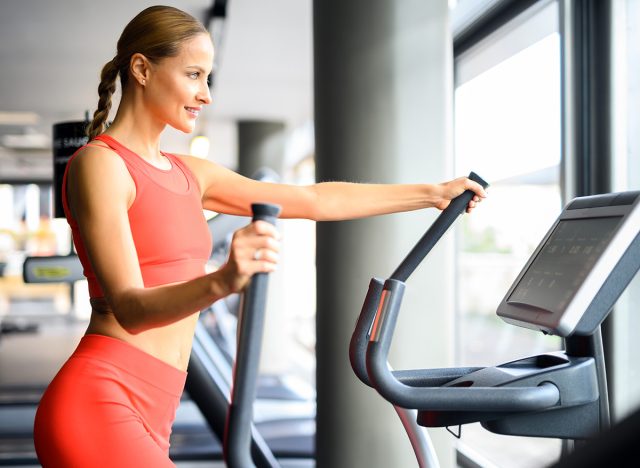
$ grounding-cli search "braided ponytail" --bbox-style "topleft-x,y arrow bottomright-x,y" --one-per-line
86,59 -> 119,141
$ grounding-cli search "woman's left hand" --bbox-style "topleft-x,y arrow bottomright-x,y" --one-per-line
434,176 -> 488,213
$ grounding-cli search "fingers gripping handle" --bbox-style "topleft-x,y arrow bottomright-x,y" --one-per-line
224,203 -> 282,468
390,172 -> 489,282
445,171 -> 488,217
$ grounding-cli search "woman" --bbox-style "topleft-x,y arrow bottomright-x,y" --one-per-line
33,5 -> 486,467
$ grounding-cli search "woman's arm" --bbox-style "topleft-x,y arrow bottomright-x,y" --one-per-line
180,155 -> 487,221
67,147 -> 280,334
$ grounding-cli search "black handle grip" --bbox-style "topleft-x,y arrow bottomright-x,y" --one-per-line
390,172 -> 489,282
224,203 -> 282,468
250,202 -> 281,225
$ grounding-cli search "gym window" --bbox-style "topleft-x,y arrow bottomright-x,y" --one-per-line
610,0 -> 640,422
453,1 -> 562,466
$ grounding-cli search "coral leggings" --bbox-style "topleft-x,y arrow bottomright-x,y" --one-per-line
34,334 -> 187,467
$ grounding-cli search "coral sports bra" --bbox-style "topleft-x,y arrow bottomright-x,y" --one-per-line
62,134 -> 213,299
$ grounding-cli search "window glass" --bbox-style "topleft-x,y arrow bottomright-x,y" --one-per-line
453,2 -> 563,466
610,0 -> 640,422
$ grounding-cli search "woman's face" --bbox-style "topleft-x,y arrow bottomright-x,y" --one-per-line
145,33 -> 214,133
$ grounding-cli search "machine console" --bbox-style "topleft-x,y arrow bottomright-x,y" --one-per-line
497,191 -> 640,336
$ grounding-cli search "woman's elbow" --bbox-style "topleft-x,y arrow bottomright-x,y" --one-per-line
108,292 -> 148,335
118,317 -> 147,335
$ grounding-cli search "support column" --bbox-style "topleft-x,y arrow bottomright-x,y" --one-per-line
236,120 -> 289,375
237,120 -> 286,177
314,1 -> 455,467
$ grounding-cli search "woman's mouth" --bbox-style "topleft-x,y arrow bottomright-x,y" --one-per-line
185,107 -> 201,118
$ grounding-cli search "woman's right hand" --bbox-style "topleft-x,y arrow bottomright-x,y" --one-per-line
217,220 -> 281,295
434,176 -> 488,213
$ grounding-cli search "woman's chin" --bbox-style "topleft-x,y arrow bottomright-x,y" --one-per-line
170,122 -> 196,134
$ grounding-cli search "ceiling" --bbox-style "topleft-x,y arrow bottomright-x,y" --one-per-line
0,0 -> 313,179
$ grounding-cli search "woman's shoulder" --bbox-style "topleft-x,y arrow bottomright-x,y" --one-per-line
169,153 -> 215,195
71,140 -> 129,175
173,152 -> 227,179
173,153 -> 230,176
172,152 -> 209,167
67,141 -> 135,204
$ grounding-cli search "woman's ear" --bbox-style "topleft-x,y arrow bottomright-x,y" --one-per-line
130,53 -> 151,86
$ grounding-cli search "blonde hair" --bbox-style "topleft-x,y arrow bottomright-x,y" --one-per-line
86,5 -> 208,140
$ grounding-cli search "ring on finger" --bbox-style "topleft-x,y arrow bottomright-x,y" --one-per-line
253,249 -> 263,261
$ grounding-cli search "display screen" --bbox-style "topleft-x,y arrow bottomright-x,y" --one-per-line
507,217 -> 622,315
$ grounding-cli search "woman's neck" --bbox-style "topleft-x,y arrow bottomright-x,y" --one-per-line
105,96 -> 166,164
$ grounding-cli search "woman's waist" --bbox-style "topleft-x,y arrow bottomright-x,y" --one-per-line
69,332 -> 188,397
85,305 -> 198,372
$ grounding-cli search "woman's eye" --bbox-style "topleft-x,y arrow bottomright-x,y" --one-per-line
189,72 -> 200,79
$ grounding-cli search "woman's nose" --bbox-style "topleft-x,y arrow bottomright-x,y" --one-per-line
198,82 -> 212,105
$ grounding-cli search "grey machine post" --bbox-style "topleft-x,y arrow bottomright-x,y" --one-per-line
224,203 -> 282,468
351,182 -> 640,465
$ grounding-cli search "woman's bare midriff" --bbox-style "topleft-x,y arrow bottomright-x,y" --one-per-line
85,297 -> 199,372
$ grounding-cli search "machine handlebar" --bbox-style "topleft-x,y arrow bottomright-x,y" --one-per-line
391,171 -> 489,282
352,171 -> 561,413
224,203 -> 282,468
